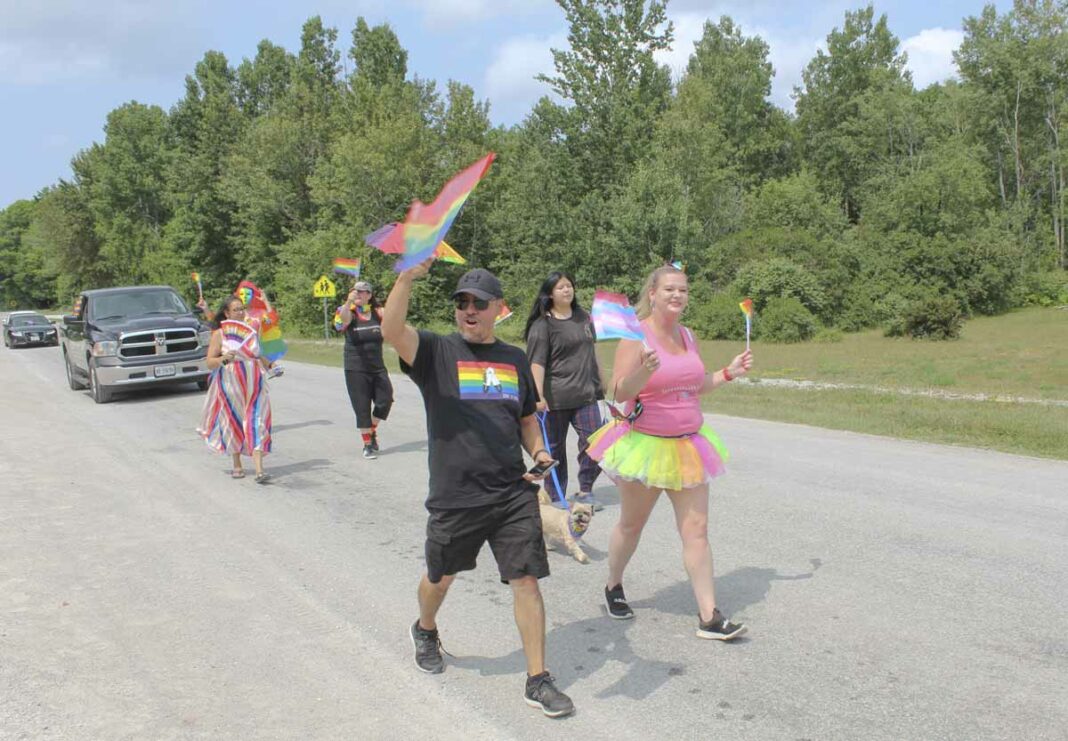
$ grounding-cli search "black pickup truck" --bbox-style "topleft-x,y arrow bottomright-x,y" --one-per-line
61,285 -> 213,403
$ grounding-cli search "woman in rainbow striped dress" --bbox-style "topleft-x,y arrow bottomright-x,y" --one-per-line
198,295 -> 273,483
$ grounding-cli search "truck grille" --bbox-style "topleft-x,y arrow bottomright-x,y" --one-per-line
120,328 -> 199,358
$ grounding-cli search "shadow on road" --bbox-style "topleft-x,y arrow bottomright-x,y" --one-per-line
274,419 -> 334,433
380,439 -> 428,455
632,558 -> 824,617
446,558 -> 822,699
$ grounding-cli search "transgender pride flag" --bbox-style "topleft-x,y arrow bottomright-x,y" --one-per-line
591,290 -> 645,342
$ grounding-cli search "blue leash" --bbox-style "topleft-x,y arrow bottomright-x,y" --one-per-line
535,411 -> 568,509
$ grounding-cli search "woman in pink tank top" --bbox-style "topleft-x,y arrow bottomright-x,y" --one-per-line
587,264 -> 752,640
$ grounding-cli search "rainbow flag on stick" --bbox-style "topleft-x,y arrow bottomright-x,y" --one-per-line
494,302 -> 513,326
332,257 -> 361,278
739,298 -> 754,350
381,153 -> 495,271
591,290 -> 645,342
365,223 -> 467,265
191,271 -> 203,301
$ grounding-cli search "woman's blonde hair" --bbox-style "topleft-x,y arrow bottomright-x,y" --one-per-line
635,265 -> 687,320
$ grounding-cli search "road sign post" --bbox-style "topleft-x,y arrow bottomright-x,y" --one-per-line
312,276 -> 337,340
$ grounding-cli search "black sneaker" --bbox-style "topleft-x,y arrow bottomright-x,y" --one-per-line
524,672 -> 574,718
370,430 -> 380,452
363,444 -> 377,460
696,608 -> 747,641
604,584 -> 634,620
409,620 -> 444,674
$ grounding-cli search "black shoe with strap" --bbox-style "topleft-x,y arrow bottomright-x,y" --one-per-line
410,620 -> 445,673
524,672 -> 575,718
696,608 -> 748,641
604,584 -> 634,619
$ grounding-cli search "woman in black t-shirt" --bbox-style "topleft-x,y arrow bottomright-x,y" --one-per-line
523,271 -> 605,510
334,280 -> 394,459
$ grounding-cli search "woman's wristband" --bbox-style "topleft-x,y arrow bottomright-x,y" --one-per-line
721,366 -> 733,382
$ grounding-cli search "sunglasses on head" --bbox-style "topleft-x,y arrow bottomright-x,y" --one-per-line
454,296 -> 491,311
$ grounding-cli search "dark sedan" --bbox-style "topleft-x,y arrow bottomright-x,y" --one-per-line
3,312 -> 59,348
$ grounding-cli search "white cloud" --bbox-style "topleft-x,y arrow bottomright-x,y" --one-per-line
484,33 -> 565,123
0,0 -> 208,85
405,0 -> 553,26
902,27 -> 963,89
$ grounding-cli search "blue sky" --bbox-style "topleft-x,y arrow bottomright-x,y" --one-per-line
1,0 -> 1010,209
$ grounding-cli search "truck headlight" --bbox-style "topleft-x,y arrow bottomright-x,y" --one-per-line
11,331 -> 23,337
91,341 -> 119,357
198,330 -> 212,347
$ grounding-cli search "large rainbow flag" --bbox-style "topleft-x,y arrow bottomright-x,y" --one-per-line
380,153 -> 495,271
235,280 -> 288,362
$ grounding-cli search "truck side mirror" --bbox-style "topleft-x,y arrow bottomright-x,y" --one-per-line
62,314 -> 81,326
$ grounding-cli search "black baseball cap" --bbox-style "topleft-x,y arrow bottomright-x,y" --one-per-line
451,268 -> 503,301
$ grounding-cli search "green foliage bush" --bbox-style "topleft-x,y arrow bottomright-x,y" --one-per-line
759,296 -> 817,343
1017,270 -> 1068,306
731,257 -> 826,316
813,327 -> 844,343
899,294 -> 965,340
687,291 -> 746,340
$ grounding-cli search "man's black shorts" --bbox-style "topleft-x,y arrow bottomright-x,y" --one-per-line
425,489 -> 550,584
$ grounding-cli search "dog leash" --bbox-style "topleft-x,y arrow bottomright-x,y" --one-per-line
535,411 -> 568,509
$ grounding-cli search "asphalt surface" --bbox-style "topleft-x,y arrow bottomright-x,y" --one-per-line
2,339 -> 1067,740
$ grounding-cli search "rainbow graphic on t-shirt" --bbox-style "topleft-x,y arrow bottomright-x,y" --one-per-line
457,361 -> 519,401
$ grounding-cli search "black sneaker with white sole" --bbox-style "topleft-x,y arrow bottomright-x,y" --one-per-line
410,620 -> 445,673
604,584 -> 634,619
363,444 -> 377,460
696,608 -> 747,641
524,672 -> 575,718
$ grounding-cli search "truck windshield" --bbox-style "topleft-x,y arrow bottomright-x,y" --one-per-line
90,290 -> 189,321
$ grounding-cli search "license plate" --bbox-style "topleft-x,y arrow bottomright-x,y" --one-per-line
31,334 -> 40,341
154,365 -> 176,378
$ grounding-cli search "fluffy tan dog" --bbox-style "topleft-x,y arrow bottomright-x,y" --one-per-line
537,489 -> 594,564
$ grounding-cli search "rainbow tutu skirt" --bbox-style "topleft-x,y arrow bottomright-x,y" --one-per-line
586,420 -> 728,490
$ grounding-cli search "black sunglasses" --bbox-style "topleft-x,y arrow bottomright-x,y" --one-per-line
454,297 -> 491,311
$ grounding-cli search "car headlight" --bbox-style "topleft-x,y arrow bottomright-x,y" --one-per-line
198,330 -> 212,347
11,331 -> 23,337
91,341 -> 119,357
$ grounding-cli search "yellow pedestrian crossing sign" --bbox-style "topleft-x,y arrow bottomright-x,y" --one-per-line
313,275 -> 336,298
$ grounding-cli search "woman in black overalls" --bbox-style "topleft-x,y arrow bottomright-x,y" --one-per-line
335,280 -> 393,459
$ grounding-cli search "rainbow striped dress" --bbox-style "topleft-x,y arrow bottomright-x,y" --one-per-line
198,358 -> 272,456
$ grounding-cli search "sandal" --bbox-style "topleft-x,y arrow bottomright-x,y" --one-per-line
231,469 -> 246,479
254,472 -> 271,485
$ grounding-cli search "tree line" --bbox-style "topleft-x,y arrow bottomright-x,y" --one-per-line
2,0 -> 1067,341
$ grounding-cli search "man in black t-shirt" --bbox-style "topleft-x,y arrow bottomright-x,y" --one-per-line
381,260 -> 575,719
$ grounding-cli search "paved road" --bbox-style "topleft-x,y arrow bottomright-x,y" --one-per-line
2,340 -> 1067,740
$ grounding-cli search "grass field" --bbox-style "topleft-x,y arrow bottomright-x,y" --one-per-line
285,307 -> 1068,460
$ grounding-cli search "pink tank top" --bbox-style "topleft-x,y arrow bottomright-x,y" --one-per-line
625,321 -> 706,436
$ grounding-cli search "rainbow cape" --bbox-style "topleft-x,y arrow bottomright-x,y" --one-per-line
235,280 -> 287,362
591,291 -> 645,342
333,257 -> 361,278
380,153 -> 495,271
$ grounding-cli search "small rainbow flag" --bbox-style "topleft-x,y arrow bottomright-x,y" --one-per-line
591,290 -> 645,342
333,257 -> 361,277
739,298 -> 753,350
381,153 -> 495,271
433,240 -> 466,265
191,271 -> 203,300
494,302 -> 513,326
